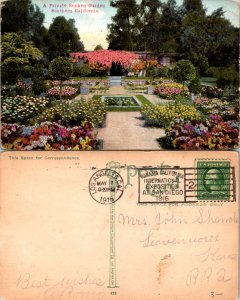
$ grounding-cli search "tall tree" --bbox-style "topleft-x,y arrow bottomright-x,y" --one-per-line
205,8 -> 239,68
107,0 -> 138,50
182,0 -> 206,14
94,44 -> 104,51
1,0 -> 45,41
180,0 -> 239,74
136,0 -> 182,53
180,12 -> 209,73
137,0 -> 162,52
157,0 -> 182,53
31,25 -> 50,54
180,0 -> 209,73
48,17 -> 84,53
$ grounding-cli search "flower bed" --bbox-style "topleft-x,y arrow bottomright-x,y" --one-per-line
48,80 -> 109,91
140,103 -> 201,127
1,95 -> 50,125
154,82 -> 188,99
71,99 -> 106,126
89,85 -> 108,92
47,86 -> 78,99
37,98 -> 106,127
125,85 -> 148,91
123,80 -> 146,85
151,79 -> 174,85
195,97 -> 238,121
163,115 -> 239,150
201,86 -> 223,98
1,121 -> 98,150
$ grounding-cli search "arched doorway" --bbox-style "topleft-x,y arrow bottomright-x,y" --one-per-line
110,61 -> 125,76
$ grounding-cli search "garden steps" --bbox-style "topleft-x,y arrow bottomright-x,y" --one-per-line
108,76 -> 122,87
97,111 -> 165,150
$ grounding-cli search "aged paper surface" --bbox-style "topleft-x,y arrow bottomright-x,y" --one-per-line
0,151 -> 238,300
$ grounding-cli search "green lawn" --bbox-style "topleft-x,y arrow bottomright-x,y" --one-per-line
200,77 -> 217,87
93,94 -> 152,111
135,95 -> 152,105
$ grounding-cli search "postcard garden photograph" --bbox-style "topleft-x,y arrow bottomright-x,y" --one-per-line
1,0 -> 239,150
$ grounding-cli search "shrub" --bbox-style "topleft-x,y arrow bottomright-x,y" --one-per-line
164,115 -> 239,150
1,63 -> 23,84
146,66 -> 156,78
49,57 -> 73,82
157,66 -> 170,78
1,85 -> 16,97
140,103 -> 201,127
172,59 -> 196,87
32,80 -> 47,95
1,95 -> 50,125
1,33 -> 43,84
31,64 -> 47,95
1,121 -> 98,150
188,77 -> 202,94
208,66 -> 238,88
74,63 -> 92,77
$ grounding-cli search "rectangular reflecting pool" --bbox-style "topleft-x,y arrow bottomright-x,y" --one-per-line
101,95 -> 141,107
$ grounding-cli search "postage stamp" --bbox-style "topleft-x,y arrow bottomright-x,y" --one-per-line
197,160 -> 230,200
89,169 -> 124,205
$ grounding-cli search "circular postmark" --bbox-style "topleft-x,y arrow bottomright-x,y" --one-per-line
89,169 -> 124,205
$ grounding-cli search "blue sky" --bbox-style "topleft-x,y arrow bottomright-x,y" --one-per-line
33,0 -> 239,50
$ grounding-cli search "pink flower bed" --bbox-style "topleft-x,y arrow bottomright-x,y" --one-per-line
47,86 -> 77,98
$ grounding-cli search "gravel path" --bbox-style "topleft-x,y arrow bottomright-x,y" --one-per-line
97,112 -> 165,150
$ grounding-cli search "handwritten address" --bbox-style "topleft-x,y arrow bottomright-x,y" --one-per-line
118,207 -> 238,289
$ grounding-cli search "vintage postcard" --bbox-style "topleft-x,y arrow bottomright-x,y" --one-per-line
1,0 -> 239,150
0,150 -> 238,299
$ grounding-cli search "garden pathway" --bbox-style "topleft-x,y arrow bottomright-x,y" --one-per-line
108,85 -> 128,94
97,112 -> 165,150
75,85 -> 167,149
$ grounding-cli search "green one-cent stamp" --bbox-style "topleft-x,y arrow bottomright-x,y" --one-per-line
197,161 -> 230,200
